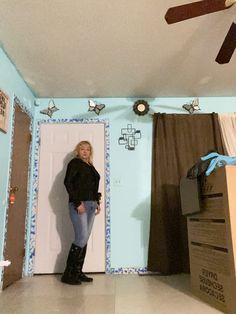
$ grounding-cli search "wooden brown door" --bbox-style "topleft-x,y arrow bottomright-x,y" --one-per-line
3,104 -> 31,289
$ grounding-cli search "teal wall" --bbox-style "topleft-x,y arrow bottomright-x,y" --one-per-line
1,46 -> 236,279
0,48 -> 35,281
31,97 -> 236,270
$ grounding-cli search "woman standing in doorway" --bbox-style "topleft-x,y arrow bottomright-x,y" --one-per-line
61,140 -> 101,285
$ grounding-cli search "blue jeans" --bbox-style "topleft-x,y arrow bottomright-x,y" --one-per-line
69,201 -> 97,248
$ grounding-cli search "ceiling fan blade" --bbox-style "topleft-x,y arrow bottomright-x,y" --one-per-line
215,23 -> 236,64
165,0 -> 232,24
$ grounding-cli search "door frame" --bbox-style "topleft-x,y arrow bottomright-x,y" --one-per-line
28,118 -> 111,275
1,96 -> 33,285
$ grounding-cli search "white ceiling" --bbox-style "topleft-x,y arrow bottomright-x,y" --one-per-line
0,0 -> 236,98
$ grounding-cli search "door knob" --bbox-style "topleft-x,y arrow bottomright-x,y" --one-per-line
9,187 -> 19,205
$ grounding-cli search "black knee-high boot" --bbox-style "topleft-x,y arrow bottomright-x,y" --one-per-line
61,243 -> 82,285
77,245 -> 93,282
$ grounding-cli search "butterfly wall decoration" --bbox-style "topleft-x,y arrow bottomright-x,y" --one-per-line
182,98 -> 200,114
88,99 -> 105,115
40,99 -> 59,118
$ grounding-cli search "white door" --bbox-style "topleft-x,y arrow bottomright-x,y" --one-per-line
34,123 -> 105,273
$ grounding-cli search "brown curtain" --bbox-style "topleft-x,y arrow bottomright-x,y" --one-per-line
147,113 -> 225,274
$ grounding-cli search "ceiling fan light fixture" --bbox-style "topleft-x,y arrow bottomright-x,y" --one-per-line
133,100 -> 150,116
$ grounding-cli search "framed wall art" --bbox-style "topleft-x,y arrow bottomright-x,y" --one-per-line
0,89 -> 9,133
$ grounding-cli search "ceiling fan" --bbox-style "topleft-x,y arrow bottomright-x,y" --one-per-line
165,0 -> 236,64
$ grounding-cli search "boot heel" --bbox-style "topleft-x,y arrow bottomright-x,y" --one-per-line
79,273 -> 93,282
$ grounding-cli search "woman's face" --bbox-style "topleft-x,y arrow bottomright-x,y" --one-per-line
79,144 -> 91,162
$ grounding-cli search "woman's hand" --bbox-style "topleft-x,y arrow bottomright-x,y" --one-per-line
95,204 -> 101,215
77,202 -> 85,215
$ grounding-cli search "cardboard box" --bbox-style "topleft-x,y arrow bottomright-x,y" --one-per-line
183,166 -> 236,313
188,219 -> 227,248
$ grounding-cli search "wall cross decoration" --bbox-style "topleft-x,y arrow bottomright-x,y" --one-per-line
118,124 -> 141,150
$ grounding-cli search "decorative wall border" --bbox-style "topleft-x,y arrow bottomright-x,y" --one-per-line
110,267 -> 147,274
28,118 -> 111,274
1,96 -> 33,286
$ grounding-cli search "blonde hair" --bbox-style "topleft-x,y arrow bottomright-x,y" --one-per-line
74,140 -> 93,164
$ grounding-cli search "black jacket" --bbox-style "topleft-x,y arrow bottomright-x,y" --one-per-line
64,158 -> 100,207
